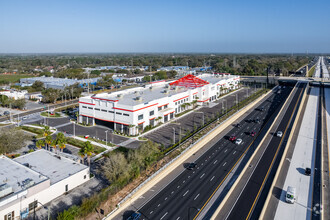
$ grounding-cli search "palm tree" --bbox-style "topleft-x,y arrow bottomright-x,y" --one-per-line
56,132 -> 65,144
83,141 -> 94,166
36,139 -> 45,149
78,148 -> 85,164
45,135 -> 52,151
43,126 -> 51,137
191,100 -> 198,109
58,140 -> 66,152
51,139 -> 57,153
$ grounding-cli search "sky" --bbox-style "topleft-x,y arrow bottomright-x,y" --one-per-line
1,0 -> 330,53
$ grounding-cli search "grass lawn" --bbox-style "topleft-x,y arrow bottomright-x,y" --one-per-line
66,137 -> 106,154
0,74 -> 34,85
21,126 -> 44,138
41,112 -> 61,117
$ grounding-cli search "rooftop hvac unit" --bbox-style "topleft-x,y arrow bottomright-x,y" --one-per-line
135,96 -> 142,101
149,86 -> 153,90
21,178 -> 35,189
117,94 -> 123,98
163,89 -> 169,94
0,184 -> 13,198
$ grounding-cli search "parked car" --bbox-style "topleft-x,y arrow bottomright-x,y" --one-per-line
187,163 -> 197,170
3,111 -> 10,116
305,167 -> 311,176
229,136 -> 237,141
235,138 -> 242,145
236,123 -> 241,128
276,131 -> 283,137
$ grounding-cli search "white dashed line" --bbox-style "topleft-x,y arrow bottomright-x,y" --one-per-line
223,162 -> 227,166
150,211 -> 153,214
176,217 -> 181,220
171,191 -> 174,194
233,151 -> 236,154
188,176 -> 190,178
210,176 -> 215,181
183,180 -> 185,183
158,204 -> 161,207
165,197 -> 168,200
201,163 -> 203,165
183,190 -> 189,197
224,149 -> 228,153
177,186 -> 180,189
200,173 -> 205,178
194,194 -> 200,200
214,160 -> 218,164
160,212 -> 168,220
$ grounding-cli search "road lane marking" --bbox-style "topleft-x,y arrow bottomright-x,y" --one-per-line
200,173 -> 205,178
188,176 -> 190,178
165,197 -> 168,200
214,160 -> 218,164
183,190 -> 189,197
225,149 -> 228,153
177,186 -> 180,189
210,176 -> 215,181
160,212 -> 168,220
176,217 -> 180,220
183,180 -> 185,183
233,151 -> 236,154
150,211 -> 153,214
158,204 -> 161,207
171,191 -> 174,194
194,194 -> 200,200
223,162 -> 227,166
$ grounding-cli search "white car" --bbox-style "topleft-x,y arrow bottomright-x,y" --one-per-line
276,131 -> 283,137
235,138 -> 242,145
22,116 -> 28,120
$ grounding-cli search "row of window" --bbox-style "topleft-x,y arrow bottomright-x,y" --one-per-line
158,104 -> 168,111
82,106 -> 130,117
175,98 -> 189,105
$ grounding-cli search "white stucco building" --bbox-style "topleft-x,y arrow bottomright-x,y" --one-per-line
0,150 -> 90,220
78,73 -> 240,135
0,90 -> 27,100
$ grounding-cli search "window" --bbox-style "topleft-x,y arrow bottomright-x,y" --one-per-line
95,108 -> 100,111
123,113 -> 129,116
158,106 -> 162,111
175,102 -> 177,105
28,201 -> 38,210
108,110 -> 114,113
149,110 -> 154,116
138,114 -> 143,120
4,211 -> 14,220
116,112 -> 122,115
164,105 -> 168,109
88,107 -> 93,110
65,184 -> 68,192
82,106 -> 87,109
84,175 -> 86,179
101,109 -> 107,112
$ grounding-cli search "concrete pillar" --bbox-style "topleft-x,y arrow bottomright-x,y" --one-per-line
92,118 -> 95,126
306,65 -> 309,75
121,124 -> 123,133
79,115 -> 83,123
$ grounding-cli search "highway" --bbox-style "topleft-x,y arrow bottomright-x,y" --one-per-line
135,86 -> 293,220
224,82 -> 306,220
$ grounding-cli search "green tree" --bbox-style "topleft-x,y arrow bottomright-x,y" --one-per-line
31,80 -> 44,91
36,139 -> 45,149
83,141 -> 94,166
45,135 -> 52,151
0,128 -> 31,154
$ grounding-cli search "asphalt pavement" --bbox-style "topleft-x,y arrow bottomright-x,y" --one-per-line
133,86 -> 292,220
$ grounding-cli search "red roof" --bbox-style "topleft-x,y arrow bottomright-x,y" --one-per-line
169,74 -> 209,88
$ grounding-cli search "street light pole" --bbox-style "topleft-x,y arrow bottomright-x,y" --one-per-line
173,127 -> 175,144
105,130 -> 108,146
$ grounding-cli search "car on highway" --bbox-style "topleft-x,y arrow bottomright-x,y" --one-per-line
235,138 -> 242,145
3,111 -> 10,116
22,116 -> 28,120
229,136 -> 237,141
187,163 -> 197,170
236,123 -> 241,128
127,212 -> 141,220
305,167 -> 311,176
254,118 -> 260,124
250,131 -> 256,137
276,131 -> 283,137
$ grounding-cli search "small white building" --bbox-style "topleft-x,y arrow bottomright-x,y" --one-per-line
0,150 -> 90,219
0,90 -> 27,100
79,74 -> 240,135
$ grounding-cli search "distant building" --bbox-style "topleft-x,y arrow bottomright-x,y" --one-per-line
0,90 -> 27,100
0,150 -> 90,219
156,66 -> 189,72
19,76 -> 100,90
79,73 -> 240,135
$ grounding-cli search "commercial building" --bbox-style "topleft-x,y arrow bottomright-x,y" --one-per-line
0,150 -> 90,219
0,90 -> 27,100
79,73 -> 240,135
19,76 -> 100,90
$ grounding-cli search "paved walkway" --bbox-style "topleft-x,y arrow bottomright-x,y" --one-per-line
274,87 -> 319,220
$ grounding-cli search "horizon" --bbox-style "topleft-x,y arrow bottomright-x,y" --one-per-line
1,0 -> 330,53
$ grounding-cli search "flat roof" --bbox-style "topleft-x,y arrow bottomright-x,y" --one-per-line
0,155 -> 48,196
14,150 -> 88,185
90,74 -> 238,106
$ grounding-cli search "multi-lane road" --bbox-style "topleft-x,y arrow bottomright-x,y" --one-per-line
131,85 -> 293,220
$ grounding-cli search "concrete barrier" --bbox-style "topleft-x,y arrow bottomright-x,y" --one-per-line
105,88 -> 275,220
210,85 -> 297,220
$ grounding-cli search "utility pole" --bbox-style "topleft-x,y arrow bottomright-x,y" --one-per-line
173,127 -> 175,144
87,72 -> 90,95
105,130 -> 108,146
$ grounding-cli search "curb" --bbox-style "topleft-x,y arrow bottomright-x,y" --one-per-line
210,84 -> 297,220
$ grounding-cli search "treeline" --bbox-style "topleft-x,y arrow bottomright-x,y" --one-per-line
0,95 -> 26,109
0,54 -> 312,76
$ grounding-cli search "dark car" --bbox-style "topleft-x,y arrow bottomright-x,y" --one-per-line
187,163 -> 197,170
250,131 -> 256,137
305,167 -> 311,176
229,136 -> 237,141
254,118 -> 260,124
127,212 -> 141,220
236,123 -> 241,128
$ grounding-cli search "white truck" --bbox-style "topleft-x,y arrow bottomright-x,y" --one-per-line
285,186 -> 296,203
